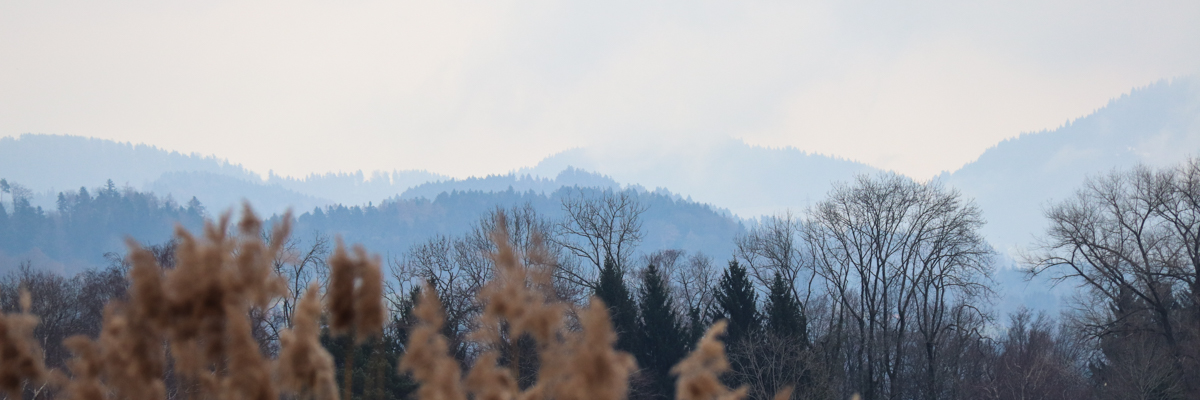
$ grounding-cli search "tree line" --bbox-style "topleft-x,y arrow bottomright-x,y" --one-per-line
5,159 -> 1200,399
0,180 -> 739,273
0,179 -> 205,265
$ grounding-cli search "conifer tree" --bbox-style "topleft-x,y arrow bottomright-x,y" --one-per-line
712,260 -> 760,345
637,263 -> 687,399
595,256 -> 641,355
765,271 -> 808,347
685,305 -> 708,349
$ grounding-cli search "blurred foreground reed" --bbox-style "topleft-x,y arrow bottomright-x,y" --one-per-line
0,207 -> 783,400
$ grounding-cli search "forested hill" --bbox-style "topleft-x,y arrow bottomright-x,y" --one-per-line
944,77 -> 1200,253
0,134 -> 259,191
0,181 -> 743,273
0,180 -> 206,272
287,186 -> 741,263
0,134 -> 447,213
398,167 -> 624,200
523,137 -> 880,217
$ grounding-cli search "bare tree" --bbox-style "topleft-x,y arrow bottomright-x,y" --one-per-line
553,189 -> 648,290
1028,160 -> 1200,397
960,309 -> 1092,400
390,234 -> 481,361
464,203 -> 576,302
736,211 -> 817,311
391,204 -> 565,363
805,174 -> 992,400
641,250 -> 717,320
269,231 -> 331,332
727,331 -> 827,400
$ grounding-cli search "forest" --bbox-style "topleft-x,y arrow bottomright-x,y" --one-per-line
1,158 -> 1200,400
0,181 -> 739,273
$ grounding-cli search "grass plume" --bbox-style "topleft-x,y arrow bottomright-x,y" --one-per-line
277,283 -> 338,400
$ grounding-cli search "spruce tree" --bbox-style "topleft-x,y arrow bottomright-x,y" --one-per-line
595,256 -> 641,355
712,260 -> 760,345
765,271 -> 808,347
685,305 -> 709,349
638,264 -> 687,399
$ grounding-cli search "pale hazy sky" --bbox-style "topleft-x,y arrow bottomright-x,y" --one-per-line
2,1 -> 1198,180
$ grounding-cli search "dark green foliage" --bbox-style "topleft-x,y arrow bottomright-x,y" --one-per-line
595,256 -> 642,355
685,305 -> 709,349
322,330 -> 417,400
765,272 -> 808,347
637,264 -> 688,400
712,260 -> 760,345
325,291 -> 420,400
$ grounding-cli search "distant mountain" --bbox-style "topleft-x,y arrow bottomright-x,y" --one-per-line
290,186 -> 743,264
944,77 -> 1200,253
0,134 -> 259,191
0,134 -> 447,213
266,169 -> 447,207
521,138 -> 882,218
6,76 -> 1197,260
145,171 -> 330,215
399,167 -> 624,200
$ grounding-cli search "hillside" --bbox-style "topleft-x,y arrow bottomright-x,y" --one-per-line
291,186 -> 742,263
0,182 -> 743,273
523,137 -> 881,217
944,77 -> 1200,253
4,78 -> 1197,260
0,134 -> 447,213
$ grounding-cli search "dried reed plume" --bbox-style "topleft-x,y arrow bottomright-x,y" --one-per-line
277,283 -> 338,400
398,212 -> 781,400
671,321 -> 747,400
549,300 -> 637,400
327,239 -> 386,400
0,289 -> 47,398
327,241 -> 385,341
403,212 -> 642,400
60,336 -> 103,400
59,206 -> 303,400
399,286 -> 467,400
19,206 -> 773,400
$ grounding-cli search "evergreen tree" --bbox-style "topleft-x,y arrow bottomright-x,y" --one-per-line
765,271 -> 808,347
595,256 -> 641,355
685,305 -> 709,349
637,263 -> 688,399
712,260 -> 760,345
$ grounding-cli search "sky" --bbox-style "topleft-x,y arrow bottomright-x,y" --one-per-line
1,1 -> 1198,181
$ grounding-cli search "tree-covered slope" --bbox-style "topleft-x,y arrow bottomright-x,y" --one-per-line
944,77 -> 1200,252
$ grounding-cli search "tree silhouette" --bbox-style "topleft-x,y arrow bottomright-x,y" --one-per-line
765,271 -> 807,346
712,260 -> 759,346
595,256 -> 641,356
637,263 -> 687,400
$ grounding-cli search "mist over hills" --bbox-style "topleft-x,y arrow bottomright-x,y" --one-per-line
0,134 -> 259,191
2,77 -> 1198,267
0,134 -> 447,213
944,77 -> 1200,254
523,138 -> 881,217
287,187 -> 741,265
3,77 -> 1198,318
398,167 -> 625,201
0,136 -> 747,273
